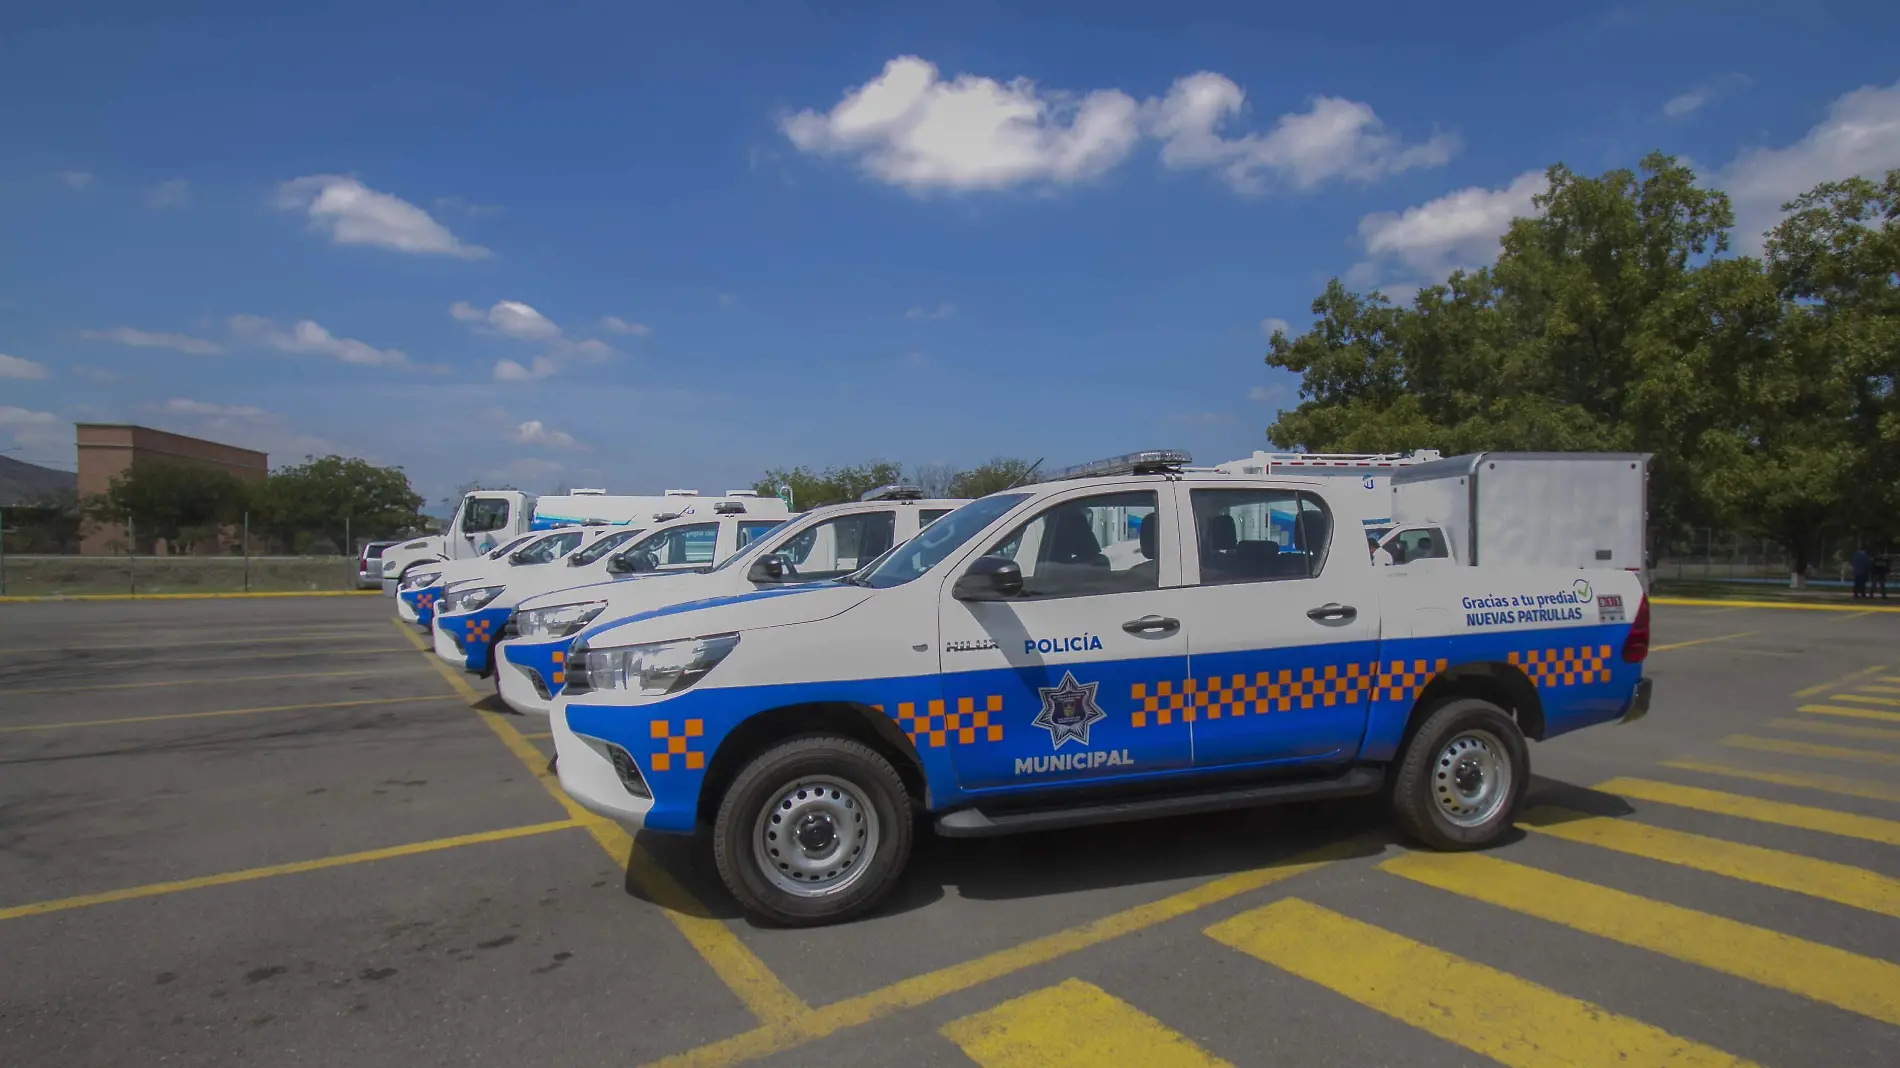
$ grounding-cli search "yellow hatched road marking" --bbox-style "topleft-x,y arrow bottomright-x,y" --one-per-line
2,628 -> 388,655
1857,686 -> 1900,696
940,978 -> 1232,1068
0,667 -> 423,696
1381,851 -> 1900,1026
1798,703 -> 1900,724
393,622 -> 810,1027
0,693 -> 460,733
1522,808 -> 1900,917
1769,717 -> 1900,743
1724,735 -> 1900,767
1793,665 -> 1888,698
1650,631 -> 1756,652
1659,759 -> 1900,804
1600,777 -> 1900,847
0,820 -> 580,922
71,645 -> 411,670
1205,898 -> 1756,1068
1827,693 -> 1900,707
520,730 -> 553,739
1654,596 -> 1900,615
640,840 -> 1358,1068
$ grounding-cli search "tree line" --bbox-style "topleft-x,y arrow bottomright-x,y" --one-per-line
753,457 -> 1042,509
79,455 -> 429,555
1265,155 -> 1898,578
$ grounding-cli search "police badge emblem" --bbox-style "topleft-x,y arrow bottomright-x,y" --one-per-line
1033,671 -> 1105,749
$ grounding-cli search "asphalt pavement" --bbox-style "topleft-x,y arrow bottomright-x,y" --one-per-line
1,594 -> 1897,1067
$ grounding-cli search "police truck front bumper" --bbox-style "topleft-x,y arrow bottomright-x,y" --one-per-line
1621,677 -> 1654,724
432,619 -> 463,664
552,706 -> 654,830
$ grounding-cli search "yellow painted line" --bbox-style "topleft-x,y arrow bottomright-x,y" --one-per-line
1839,610 -> 1877,620
3,629 -> 389,655
0,666 -> 424,696
1659,759 -> 1900,804
68,645 -> 411,670
642,840 -> 1358,1068
942,978 -> 1231,1068
1769,717 -> 1900,743
1793,664 -> 1889,698
1797,703 -> 1900,724
0,693 -> 461,733
1828,693 -> 1900,707
521,730 -> 553,739
1521,808 -> 1900,918
1381,852 -> 1900,1027
0,590 -> 380,603
1649,631 -> 1756,652
1655,595 -> 1900,614
1597,777 -> 1900,847
392,622 -> 810,1027
1724,735 -> 1900,767
1205,898 -> 1755,1068
0,819 -> 579,922
1858,686 -> 1900,695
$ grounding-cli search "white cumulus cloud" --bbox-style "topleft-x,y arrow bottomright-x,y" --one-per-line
1148,75 -> 1458,193
905,302 -> 956,320
782,55 -> 1143,192
1353,169 -> 1548,283
783,57 -> 1455,195
78,326 -> 225,356
451,299 -> 562,341
0,353 -> 51,380
1663,89 -> 1710,118
0,405 -> 66,446
155,398 -> 270,419
599,315 -> 651,336
494,356 -> 556,382
508,420 -> 583,449
1259,317 -> 1290,339
1720,79 -> 1900,252
228,315 -> 408,367
276,175 -> 490,258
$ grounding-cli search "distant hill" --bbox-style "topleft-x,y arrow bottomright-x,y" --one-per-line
0,454 -> 78,506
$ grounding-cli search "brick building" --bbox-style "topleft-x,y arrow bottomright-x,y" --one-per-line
77,424 -> 269,555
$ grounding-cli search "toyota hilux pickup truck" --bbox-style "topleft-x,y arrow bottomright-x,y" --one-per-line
546,451 -> 1653,926
494,488 -> 968,714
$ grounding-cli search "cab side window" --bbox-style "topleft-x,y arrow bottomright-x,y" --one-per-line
663,524 -> 720,565
918,508 -> 952,529
778,511 -> 897,578
463,498 -> 510,534
1189,488 -> 1333,585
981,491 -> 1159,599
737,521 -> 783,549
1384,526 -> 1449,564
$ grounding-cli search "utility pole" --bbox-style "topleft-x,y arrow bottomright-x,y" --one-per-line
243,511 -> 251,593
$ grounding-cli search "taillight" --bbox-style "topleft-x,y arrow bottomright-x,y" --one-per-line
1622,595 -> 1650,663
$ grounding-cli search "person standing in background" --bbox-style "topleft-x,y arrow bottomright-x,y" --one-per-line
1873,553 -> 1891,599
1851,547 -> 1872,599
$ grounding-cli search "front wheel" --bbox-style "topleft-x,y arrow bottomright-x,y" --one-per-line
712,736 -> 912,926
1391,697 -> 1529,850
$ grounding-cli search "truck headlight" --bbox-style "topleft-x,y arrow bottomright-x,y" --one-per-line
442,584 -> 504,614
402,569 -> 442,590
516,600 -> 607,639
564,634 -> 739,697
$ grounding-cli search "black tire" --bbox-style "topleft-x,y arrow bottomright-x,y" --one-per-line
712,736 -> 913,927
1391,697 -> 1529,850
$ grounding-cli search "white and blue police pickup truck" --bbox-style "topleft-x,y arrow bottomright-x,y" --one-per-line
547,451 -> 1653,926
495,488 -> 969,715
399,526 -> 607,629
434,510 -> 793,673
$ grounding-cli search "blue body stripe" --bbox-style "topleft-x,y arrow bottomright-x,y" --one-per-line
564,621 -> 1639,835
575,582 -> 841,646
503,634 -> 572,695
436,606 -> 514,671
401,583 -> 444,627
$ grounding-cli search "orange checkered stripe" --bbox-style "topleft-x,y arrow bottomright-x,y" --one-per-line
878,696 -> 1005,749
466,617 -> 494,644
548,649 -> 566,686
648,718 -> 705,772
1131,658 -> 1449,726
1508,645 -> 1613,688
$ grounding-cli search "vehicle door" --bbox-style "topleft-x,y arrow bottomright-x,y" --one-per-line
1177,485 -> 1379,769
770,509 -> 899,582
455,495 -> 514,559
936,485 -> 1193,792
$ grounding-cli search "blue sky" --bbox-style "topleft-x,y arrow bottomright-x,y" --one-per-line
3,1 -> 1898,508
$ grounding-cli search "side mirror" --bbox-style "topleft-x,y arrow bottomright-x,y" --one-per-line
953,556 -> 1023,601
747,554 -> 788,584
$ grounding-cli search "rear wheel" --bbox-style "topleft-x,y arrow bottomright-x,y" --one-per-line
1391,697 -> 1528,850
712,736 -> 912,926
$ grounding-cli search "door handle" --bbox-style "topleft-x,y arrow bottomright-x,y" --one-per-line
1122,615 -> 1180,635
1306,603 -> 1358,622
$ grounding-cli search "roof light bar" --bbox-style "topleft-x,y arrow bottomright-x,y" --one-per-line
860,482 -> 927,502
1045,450 -> 1193,481
713,501 -> 747,514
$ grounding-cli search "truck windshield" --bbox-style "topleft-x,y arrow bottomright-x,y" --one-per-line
856,494 -> 1030,589
709,516 -> 808,573
568,528 -> 644,566
486,534 -> 538,560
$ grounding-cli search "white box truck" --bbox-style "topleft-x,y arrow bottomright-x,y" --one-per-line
1214,450 -> 1444,543
1379,452 -> 1650,586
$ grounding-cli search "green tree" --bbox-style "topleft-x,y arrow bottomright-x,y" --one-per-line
84,461 -> 250,553
949,457 -> 1041,498
754,461 -> 904,509
252,456 -> 427,551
